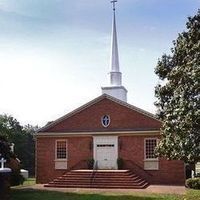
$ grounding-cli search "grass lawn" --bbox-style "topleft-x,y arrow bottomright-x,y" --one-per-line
22,178 -> 36,186
10,188 -> 200,200
10,189 -> 180,200
10,179 -> 200,200
11,177 -> 36,189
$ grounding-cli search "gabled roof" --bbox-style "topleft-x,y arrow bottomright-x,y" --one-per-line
38,94 -> 160,133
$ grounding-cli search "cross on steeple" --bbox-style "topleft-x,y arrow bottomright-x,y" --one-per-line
0,157 -> 6,169
111,0 -> 117,11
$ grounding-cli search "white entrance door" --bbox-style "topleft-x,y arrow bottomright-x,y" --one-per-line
93,136 -> 118,169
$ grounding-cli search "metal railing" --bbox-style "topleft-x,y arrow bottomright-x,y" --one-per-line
90,160 -> 98,186
124,159 -> 153,181
62,159 -> 88,175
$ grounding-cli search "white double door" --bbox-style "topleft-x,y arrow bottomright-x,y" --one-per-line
93,136 -> 118,169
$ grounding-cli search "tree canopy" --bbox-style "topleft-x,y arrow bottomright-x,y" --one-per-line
155,10 -> 200,163
0,135 -> 14,160
0,114 -> 38,175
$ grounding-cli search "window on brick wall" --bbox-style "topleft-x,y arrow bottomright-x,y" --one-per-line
56,140 -> 67,160
145,138 -> 157,160
144,138 -> 159,170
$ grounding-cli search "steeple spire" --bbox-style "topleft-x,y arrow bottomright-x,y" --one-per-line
101,0 -> 127,102
110,0 -> 121,85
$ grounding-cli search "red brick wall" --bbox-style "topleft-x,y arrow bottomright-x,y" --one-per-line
150,158 -> 185,185
36,98 -> 184,185
44,98 -> 161,133
36,136 -> 93,183
119,136 -> 185,185
36,135 -> 185,185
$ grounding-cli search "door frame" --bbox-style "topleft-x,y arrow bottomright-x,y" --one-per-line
93,136 -> 118,169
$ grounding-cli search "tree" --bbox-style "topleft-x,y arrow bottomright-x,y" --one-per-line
22,124 -> 37,175
0,135 -> 14,160
154,10 -> 200,163
0,114 -> 38,175
0,135 -> 24,186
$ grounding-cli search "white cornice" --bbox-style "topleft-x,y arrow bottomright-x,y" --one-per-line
36,130 -> 160,137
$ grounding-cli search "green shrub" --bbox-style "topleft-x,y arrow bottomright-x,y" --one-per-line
186,178 -> 200,189
10,170 -> 25,186
87,158 -> 94,169
8,158 -> 25,186
117,158 -> 123,169
195,173 -> 200,178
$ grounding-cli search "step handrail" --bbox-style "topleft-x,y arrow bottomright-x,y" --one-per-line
90,160 -> 98,186
124,159 -> 153,180
63,159 -> 88,175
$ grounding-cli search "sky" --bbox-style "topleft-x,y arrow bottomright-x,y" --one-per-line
0,0 -> 199,127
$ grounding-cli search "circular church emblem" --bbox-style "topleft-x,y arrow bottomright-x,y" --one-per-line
101,115 -> 110,127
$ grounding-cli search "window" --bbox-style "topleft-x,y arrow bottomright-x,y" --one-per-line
144,138 -> 159,170
145,138 -> 157,160
56,140 -> 67,160
101,115 -> 110,127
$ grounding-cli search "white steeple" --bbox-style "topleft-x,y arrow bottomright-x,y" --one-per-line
110,0 -> 121,86
102,0 -> 127,102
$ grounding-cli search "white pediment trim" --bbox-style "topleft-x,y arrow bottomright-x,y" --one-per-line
37,94 -> 161,133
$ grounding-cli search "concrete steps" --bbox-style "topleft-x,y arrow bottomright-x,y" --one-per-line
44,170 -> 149,189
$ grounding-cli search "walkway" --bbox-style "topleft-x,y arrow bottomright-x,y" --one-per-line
19,184 -> 186,195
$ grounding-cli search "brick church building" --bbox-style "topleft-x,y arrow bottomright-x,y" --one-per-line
35,1 -> 185,188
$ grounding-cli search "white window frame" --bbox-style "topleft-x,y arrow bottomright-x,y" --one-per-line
144,138 -> 158,161
55,139 -> 68,161
144,138 -> 159,170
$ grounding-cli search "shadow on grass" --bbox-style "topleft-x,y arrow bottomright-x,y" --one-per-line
11,189 -> 181,200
